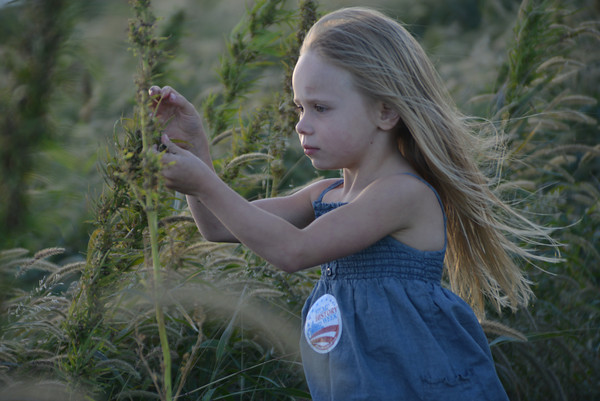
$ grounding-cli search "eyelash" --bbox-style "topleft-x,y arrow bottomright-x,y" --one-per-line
294,104 -> 327,115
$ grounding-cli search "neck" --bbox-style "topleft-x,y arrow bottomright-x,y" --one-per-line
339,148 -> 413,201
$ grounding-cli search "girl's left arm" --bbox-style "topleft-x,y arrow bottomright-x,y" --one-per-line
160,136 -> 414,273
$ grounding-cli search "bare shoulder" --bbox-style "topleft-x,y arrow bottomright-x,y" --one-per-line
360,173 -> 436,205
283,177 -> 343,203
305,178 -> 344,201
358,174 -> 445,250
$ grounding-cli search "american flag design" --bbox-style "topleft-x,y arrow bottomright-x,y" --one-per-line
304,294 -> 342,354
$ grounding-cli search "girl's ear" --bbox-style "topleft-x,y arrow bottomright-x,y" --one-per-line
377,102 -> 400,131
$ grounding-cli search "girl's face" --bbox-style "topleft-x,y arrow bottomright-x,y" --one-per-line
292,51 -> 381,171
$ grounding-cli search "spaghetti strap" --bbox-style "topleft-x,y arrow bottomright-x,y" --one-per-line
313,175 -> 446,247
399,173 -> 444,216
400,172 -> 447,247
315,179 -> 344,203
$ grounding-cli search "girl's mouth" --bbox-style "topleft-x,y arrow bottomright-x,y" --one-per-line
303,146 -> 318,156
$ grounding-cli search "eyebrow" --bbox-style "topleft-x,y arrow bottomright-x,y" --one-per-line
292,95 -> 332,105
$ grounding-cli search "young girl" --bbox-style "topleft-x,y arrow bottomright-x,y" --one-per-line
150,7 -> 552,400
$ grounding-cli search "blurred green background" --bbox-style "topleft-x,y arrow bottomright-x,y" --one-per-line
0,0 -> 598,400
1,0 -> 564,253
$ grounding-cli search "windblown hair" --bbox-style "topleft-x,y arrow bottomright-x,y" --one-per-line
301,7 -> 556,317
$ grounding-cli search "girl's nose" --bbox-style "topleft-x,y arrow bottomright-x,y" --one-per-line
295,115 -> 312,136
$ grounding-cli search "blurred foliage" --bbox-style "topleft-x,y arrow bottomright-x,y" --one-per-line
474,1 -> 600,399
2,0 -> 317,399
0,0 -> 84,249
0,0 -> 598,400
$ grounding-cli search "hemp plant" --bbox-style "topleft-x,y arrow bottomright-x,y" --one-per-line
203,0 -> 318,199
127,0 -> 173,399
2,1 -> 318,398
59,0 -> 176,397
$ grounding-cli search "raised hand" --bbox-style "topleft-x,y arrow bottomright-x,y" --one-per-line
158,134 -> 211,196
148,85 -> 208,158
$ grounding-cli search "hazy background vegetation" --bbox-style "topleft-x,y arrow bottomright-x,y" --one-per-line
0,0 -> 558,253
0,0 -> 598,400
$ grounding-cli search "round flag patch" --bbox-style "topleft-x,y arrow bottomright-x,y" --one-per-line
304,294 -> 342,354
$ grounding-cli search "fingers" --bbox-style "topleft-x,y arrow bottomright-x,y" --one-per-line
161,134 -> 184,155
149,86 -> 172,117
149,85 -> 190,112
148,85 -> 162,98
149,85 -> 177,100
161,133 -> 174,152
151,134 -> 179,158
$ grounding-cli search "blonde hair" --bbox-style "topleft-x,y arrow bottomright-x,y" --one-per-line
301,7 -> 556,317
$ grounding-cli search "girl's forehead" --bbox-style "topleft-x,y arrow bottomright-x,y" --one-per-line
292,51 -> 354,97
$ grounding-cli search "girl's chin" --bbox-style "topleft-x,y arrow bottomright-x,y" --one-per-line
310,161 -> 340,171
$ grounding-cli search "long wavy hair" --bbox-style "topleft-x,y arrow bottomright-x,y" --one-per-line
300,7 -> 556,317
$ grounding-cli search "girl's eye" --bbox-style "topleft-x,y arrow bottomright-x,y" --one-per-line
293,104 -> 326,115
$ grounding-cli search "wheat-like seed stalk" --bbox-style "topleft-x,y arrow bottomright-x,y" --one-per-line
95,359 -> 142,380
527,144 -> 600,160
32,247 -> 66,260
184,242 -> 238,254
43,261 -> 86,285
158,215 -> 195,227
15,259 -> 61,277
0,248 -> 29,264
225,152 -> 275,170
480,319 -> 528,342
211,128 -> 235,145
206,256 -> 249,268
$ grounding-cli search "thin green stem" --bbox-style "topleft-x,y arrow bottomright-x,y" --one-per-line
138,37 -> 173,400
147,208 -> 173,401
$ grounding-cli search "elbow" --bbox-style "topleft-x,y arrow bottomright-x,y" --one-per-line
270,247 -> 309,273
275,263 -> 304,274
276,261 -> 302,274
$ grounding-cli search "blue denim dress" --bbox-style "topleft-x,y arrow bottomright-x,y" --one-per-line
300,176 -> 509,401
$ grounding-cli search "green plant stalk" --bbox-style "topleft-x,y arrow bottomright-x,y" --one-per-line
147,208 -> 173,401
139,62 -> 173,401
130,0 -> 173,396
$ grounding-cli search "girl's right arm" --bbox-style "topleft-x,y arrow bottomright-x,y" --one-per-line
188,187 -> 321,243
148,86 -> 230,239
149,85 -> 322,242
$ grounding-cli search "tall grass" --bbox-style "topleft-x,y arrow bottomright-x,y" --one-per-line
469,1 -> 600,399
1,0 -> 316,399
0,0 -> 598,400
